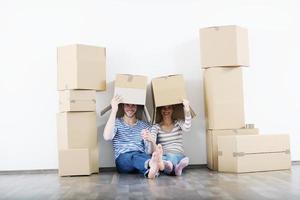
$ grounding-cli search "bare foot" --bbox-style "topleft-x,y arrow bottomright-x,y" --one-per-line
156,144 -> 164,171
148,152 -> 159,179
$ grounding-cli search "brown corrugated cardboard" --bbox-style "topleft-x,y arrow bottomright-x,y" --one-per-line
152,75 -> 186,107
57,112 -> 97,149
200,25 -> 249,68
100,74 -> 151,122
204,67 -> 245,129
218,134 -> 291,173
90,146 -> 100,173
57,44 -> 106,91
59,90 -> 96,112
206,128 -> 259,171
58,149 -> 92,176
151,75 -> 195,123
114,74 -> 147,105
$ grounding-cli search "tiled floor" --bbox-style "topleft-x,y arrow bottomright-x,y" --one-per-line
1,165 -> 300,200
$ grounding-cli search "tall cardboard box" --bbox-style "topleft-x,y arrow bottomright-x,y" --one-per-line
200,25 -> 249,68
101,74 -> 150,122
59,90 -> 96,112
57,44 -> 106,91
151,75 -> 195,123
57,112 -> 98,149
204,67 -> 245,129
206,128 -> 259,171
218,134 -> 291,173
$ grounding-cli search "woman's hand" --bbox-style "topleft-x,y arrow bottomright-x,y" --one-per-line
141,129 -> 155,143
182,99 -> 190,112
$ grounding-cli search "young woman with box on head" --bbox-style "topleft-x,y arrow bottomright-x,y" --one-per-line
142,99 -> 192,176
103,95 -> 165,179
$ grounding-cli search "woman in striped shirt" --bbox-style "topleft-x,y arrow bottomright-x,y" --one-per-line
142,99 -> 192,176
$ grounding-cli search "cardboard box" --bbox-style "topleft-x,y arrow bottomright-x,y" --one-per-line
204,67 -> 245,129
57,112 -> 97,149
218,134 -> 291,173
206,128 -> 259,170
90,146 -> 100,173
151,75 -> 195,123
57,44 -> 106,91
59,90 -> 96,112
101,74 -> 151,122
114,74 -> 147,105
200,25 -> 249,68
58,149 -> 98,176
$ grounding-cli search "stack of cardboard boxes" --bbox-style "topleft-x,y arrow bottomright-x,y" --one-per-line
200,25 -> 291,173
57,44 -> 106,176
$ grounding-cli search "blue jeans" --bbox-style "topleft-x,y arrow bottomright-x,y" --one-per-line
115,151 -> 151,177
162,153 -> 185,175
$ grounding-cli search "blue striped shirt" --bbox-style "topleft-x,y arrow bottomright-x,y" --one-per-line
112,118 -> 151,159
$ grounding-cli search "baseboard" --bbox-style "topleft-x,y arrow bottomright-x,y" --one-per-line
1,162 -> 299,175
0,169 -> 58,175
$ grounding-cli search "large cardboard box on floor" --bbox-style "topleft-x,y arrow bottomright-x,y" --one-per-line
101,74 -> 151,122
59,90 -> 96,112
206,128 -> 259,171
151,74 -> 195,123
57,44 -> 106,91
200,25 -> 249,68
204,67 -> 245,129
58,148 -> 99,176
218,134 -> 291,173
57,112 -> 97,149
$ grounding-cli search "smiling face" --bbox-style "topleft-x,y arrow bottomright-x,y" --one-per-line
123,104 -> 137,118
160,105 -> 174,118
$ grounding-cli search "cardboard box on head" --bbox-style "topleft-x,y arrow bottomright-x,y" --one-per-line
57,44 -> 106,91
200,25 -> 249,68
151,74 -> 195,124
100,74 -> 151,122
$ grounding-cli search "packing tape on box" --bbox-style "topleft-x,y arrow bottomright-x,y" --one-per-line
127,74 -> 134,82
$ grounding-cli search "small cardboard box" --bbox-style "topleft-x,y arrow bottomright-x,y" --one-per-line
101,74 -> 151,122
57,112 -> 97,149
57,44 -> 106,91
204,67 -> 245,129
151,74 -> 195,123
58,148 -> 98,176
59,90 -> 96,112
200,25 -> 249,68
218,134 -> 291,173
206,128 -> 259,170
114,74 -> 147,105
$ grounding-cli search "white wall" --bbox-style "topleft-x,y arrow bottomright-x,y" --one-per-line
0,0 -> 299,170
